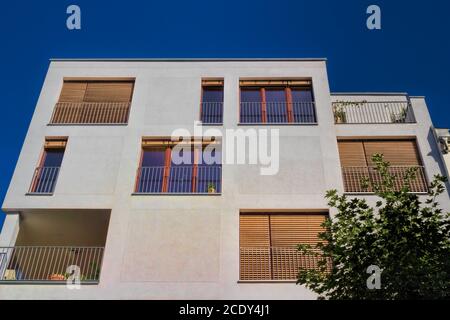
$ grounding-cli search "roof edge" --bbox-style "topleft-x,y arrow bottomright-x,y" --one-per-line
49,58 -> 327,62
331,92 -> 409,96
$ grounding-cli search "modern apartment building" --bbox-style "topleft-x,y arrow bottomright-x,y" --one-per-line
0,59 -> 449,299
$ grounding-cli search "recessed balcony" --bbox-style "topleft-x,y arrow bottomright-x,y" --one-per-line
0,210 -> 110,285
333,101 -> 416,124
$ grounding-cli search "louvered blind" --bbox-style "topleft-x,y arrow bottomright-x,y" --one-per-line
239,215 -> 271,280
338,140 -> 421,166
44,139 -> 67,149
202,79 -> 224,87
58,80 -> 134,102
337,141 -> 366,166
239,213 -> 327,280
363,140 -> 420,165
239,215 -> 270,247
83,82 -> 134,102
338,139 -> 427,193
58,82 -> 87,102
270,215 -> 326,247
52,79 -> 134,124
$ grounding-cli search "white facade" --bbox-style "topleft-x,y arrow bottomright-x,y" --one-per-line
0,59 -> 449,299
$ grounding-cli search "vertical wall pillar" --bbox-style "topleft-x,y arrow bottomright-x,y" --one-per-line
0,213 -> 20,247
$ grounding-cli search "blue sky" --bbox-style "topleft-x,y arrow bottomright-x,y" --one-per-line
0,0 -> 449,228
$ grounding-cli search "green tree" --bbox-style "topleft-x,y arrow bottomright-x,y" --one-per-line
297,154 -> 450,300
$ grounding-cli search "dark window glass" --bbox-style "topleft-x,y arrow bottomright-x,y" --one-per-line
240,89 -> 261,102
33,149 -> 65,193
139,149 -> 166,193
291,88 -> 315,123
168,148 -> 194,193
201,87 -> 223,124
291,88 -> 313,103
170,148 -> 194,166
201,87 -> 224,124
198,149 -> 221,193
265,88 -> 287,123
240,89 -> 262,123
202,87 -> 223,102
43,149 -> 65,167
142,149 -> 166,167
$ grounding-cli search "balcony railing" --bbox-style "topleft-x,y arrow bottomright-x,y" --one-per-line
332,101 -> 416,124
28,166 -> 60,194
0,246 -> 104,284
341,166 -> 428,193
201,102 -> 223,124
50,102 -> 131,124
136,165 -> 222,194
240,102 -> 317,124
240,247 -> 331,281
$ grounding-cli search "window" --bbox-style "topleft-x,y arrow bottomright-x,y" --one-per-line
29,138 -> 67,194
135,139 -> 222,194
338,139 -> 428,193
50,78 -> 135,124
201,79 -> 224,124
239,79 -> 316,124
239,213 -> 329,281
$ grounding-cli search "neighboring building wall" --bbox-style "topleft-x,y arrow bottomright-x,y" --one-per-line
0,60 -> 449,299
435,128 -> 450,178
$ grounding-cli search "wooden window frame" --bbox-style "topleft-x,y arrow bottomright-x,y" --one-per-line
239,79 -> 313,124
200,79 -> 224,125
337,138 -> 428,193
136,138 -> 220,193
239,211 -> 329,281
30,137 -> 67,193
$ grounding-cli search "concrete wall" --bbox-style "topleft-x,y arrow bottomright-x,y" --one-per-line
0,60 -> 448,299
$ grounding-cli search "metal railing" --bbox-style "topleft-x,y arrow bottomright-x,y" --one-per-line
0,246 -> 104,283
341,166 -> 428,193
240,102 -> 317,124
240,247 -> 331,281
332,101 -> 416,124
50,102 -> 131,124
28,167 -> 60,194
136,165 -> 222,194
201,102 -> 223,124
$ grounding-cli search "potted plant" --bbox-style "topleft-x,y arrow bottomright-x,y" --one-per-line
333,104 -> 347,123
208,183 -> 216,194
334,100 -> 367,124
48,273 -> 66,281
390,107 -> 408,123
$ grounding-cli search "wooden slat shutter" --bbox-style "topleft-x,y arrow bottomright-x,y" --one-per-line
363,140 -> 421,165
270,214 -> 327,280
338,141 -> 366,166
58,82 -> 87,102
83,82 -> 134,102
44,139 -> 67,149
240,215 -> 270,280
240,215 -> 270,247
202,79 -> 224,86
270,214 -> 326,247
